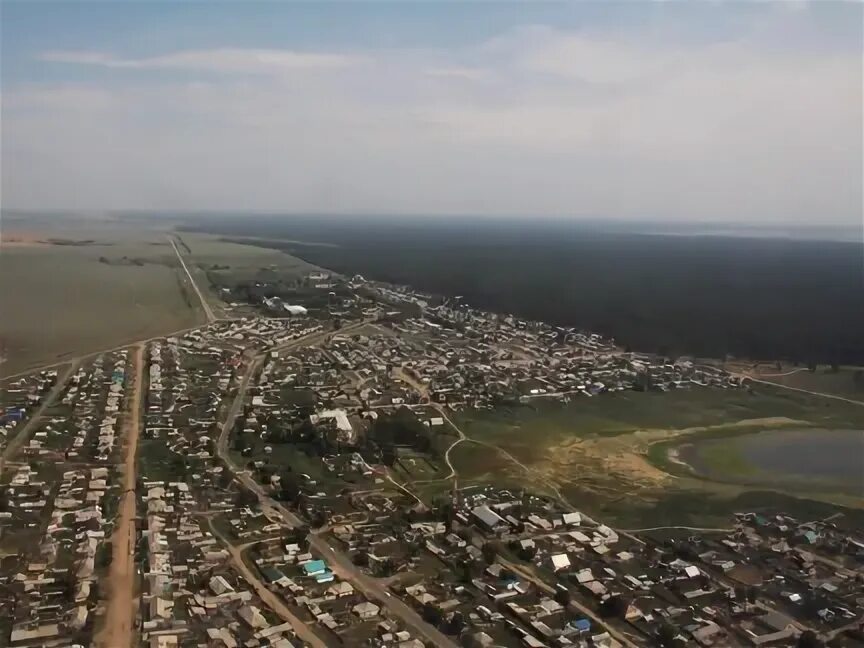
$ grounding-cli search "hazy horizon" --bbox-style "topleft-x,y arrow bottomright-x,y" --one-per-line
2,208 -> 862,244
2,2 -> 862,228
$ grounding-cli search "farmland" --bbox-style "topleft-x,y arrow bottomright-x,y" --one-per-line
0,217 -> 201,375
172,234 -> 325,318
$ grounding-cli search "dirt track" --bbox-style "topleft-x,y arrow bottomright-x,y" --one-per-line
96,343 -> 143,648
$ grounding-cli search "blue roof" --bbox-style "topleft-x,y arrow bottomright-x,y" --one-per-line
572,619 -> 591,632
261,566 -> 285,583
315,570 -> 334,583
303,559 -> 327,575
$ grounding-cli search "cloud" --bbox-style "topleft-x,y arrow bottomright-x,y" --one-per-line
425,66 -> 490,82
39,48 -> 364,74
5,13 -> 861,225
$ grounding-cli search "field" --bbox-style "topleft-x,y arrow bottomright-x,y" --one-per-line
445,385 -> 864,528
0,215 -> 204,375
173,234 -> 325,317
0,213 -> 326,376
725,361 -> 864,399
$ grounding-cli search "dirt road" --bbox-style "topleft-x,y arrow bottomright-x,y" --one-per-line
96,343 -> 144,648
0,360 -> 78,477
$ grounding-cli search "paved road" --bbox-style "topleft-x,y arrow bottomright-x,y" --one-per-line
0,360 -> 78,477
207,520 -> 328,648
169,236 -> 216,323
307,534 -> 457,648
215,323 -> 458,648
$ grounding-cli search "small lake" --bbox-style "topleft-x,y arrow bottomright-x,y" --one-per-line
679,428 -> 864,491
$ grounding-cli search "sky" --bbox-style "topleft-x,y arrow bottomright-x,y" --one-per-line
1,1 -> 861,226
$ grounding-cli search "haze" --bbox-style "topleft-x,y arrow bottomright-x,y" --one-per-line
2,1 -> 861,226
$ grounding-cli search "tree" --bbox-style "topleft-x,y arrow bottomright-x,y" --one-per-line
381,445 -> 397,467
422,603 -> 442,626
455,562 -> 474,584
444,612 -> 465,635
268,428 -> 288,444
257,464 -> 276,483
797,631 -> 823,648
235,490 -> 258,508
600,595 -> 630,619
277,469 -> 302,502
554,588 -> 571,607
169,454 -> 187,478
655,622 -> 679,647
481,542 -> 499,564
518,545 -> 537,560
310,509 -> 327,528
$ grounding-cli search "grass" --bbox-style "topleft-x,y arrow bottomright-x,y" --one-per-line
0,222 -> 201,374
457,385 -> 864,454
445,386 -> 864,528
688,440 -> 756,477
177,233 -> 325,309
138,438 -> 189,481
600,487 -> 864,530
726,361 -> 864,399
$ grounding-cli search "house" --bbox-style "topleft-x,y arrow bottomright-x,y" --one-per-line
238,604 -> 268,629
742,612 -> 797,646
10,624 -> 60,645
353,601 -> 381,620
302,559 -> 328,577
471,505 -> 509,534
571,618 -> 591,634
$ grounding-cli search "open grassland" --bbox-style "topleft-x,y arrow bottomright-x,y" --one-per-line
726,361 -> 864,399
174,233 -> 326,317
1,220 -> 201,375
448,386 -> 864,528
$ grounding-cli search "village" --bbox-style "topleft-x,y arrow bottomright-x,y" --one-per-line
0,272 -> 861,647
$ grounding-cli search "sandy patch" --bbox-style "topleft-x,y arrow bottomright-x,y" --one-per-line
529,417 -> 808,496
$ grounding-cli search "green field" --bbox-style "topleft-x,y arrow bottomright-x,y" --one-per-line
446,386 -> 864,528
177,234 -> 326,316
0,216 -> 207,375
0,215 -> 327,376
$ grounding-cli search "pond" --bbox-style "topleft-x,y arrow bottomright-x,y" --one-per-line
678,428 -> 864,492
